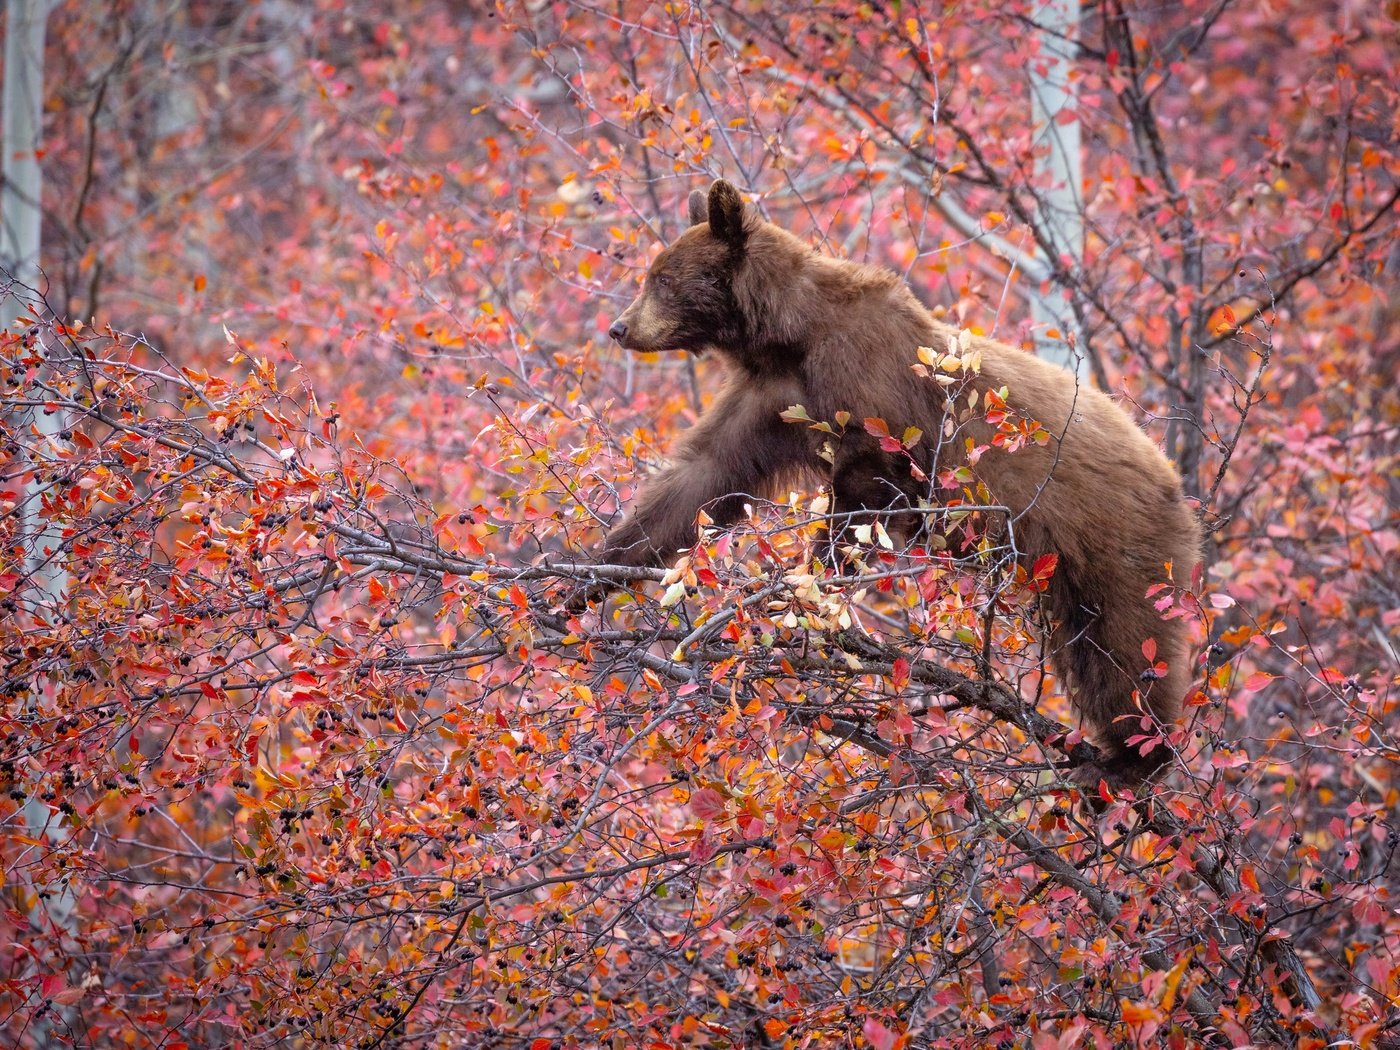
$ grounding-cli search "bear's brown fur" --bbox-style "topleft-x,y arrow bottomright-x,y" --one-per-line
582,179 -> 1201,789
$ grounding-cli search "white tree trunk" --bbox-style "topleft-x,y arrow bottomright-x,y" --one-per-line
1027,0 -> 1085,377
3,6 -> 75,1043
2,0 -> 47,308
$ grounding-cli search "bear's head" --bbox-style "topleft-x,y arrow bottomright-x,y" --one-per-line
606,179 -> 753,357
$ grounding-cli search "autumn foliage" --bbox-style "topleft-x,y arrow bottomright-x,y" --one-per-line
1,2 -> 1396,1048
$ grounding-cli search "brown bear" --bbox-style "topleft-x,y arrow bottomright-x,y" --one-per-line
577,178 -> 1201,790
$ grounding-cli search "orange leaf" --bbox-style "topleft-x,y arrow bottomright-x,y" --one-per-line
1120,1000 -> 1162,1024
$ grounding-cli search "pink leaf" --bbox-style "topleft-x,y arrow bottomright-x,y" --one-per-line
863,1018 -> 898,1050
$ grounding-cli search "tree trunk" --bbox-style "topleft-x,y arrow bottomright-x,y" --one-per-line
1027,0 -> 1086,378
3,5 -> 75,1045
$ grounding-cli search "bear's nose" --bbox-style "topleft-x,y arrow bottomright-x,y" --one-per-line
608,320 -> 628,344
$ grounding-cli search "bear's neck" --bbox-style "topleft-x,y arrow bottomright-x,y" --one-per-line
726,249 -> 921,376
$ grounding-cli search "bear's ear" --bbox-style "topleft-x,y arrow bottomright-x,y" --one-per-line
687,188 -> 708,228
706,179 -> 747,249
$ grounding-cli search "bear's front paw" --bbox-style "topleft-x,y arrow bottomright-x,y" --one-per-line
561,578 -> 613,614
1067,756 -> 1162,812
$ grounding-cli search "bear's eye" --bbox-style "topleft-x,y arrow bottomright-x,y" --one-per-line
653,273 -> 673,292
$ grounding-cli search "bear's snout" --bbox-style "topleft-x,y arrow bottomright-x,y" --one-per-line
608,320 -> 629,344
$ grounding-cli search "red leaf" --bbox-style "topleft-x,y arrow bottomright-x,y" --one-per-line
689,833 -> 717,865
690,787 -> 726,821
1028,552 -> 1058,590
890,657 -> 910,692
